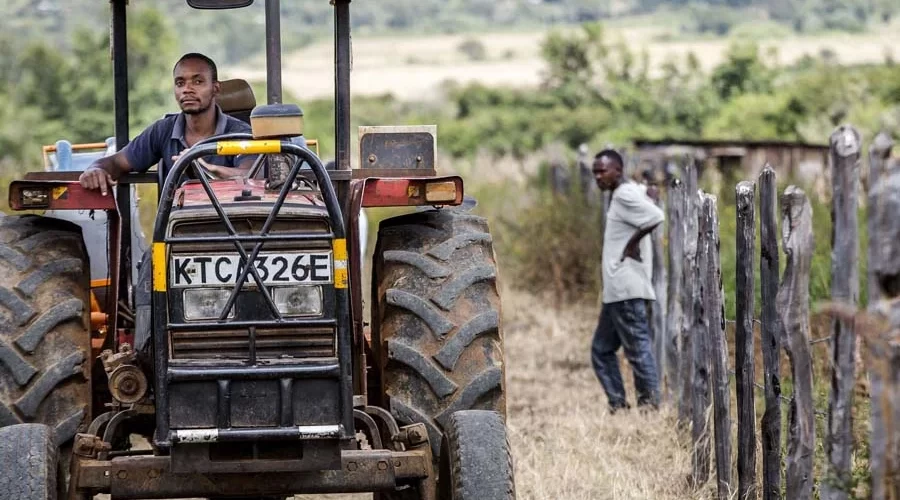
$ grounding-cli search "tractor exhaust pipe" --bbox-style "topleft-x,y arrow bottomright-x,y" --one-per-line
265,0 -> 282,105
334,0 -> 351,170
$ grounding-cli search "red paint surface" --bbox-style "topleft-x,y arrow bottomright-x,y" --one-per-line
177,178 -> 325,208
9,181 -> 117,210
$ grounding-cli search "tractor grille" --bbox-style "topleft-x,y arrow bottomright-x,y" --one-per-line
170,327 -> 335,360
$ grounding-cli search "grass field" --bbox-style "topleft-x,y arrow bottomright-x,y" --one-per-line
227,21 -> 900,101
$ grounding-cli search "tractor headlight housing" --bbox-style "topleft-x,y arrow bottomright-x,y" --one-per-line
183,288 -> 234,321
273,286 -> 323,317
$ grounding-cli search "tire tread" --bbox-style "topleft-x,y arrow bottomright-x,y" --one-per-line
442,410 -> 514,500
0,216 -> 90,448
0,423 -> 58,500
374,208 -> 506,462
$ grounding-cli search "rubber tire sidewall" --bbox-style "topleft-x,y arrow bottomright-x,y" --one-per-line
0,423 -> 59,500
438,410 -> 515,500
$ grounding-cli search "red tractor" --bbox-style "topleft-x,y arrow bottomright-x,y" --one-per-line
0,1 -> 512,499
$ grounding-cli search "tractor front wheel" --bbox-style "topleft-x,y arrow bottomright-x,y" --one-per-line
439,410 -> 515,500
0,423 -> 60,499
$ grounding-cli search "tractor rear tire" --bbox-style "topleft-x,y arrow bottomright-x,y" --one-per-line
0,423 -> 60,500
438,410 -> 515,500
0,215 -> 91,447
372,207 -> 506,459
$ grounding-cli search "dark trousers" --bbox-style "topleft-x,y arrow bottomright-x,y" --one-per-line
590,299 -> 660,410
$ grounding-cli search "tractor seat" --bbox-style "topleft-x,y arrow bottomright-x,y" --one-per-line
219,79 -> 256,124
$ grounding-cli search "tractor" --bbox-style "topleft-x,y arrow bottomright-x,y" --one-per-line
0,1 -> 513,499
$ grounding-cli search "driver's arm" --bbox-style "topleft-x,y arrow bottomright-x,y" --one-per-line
80,119 -> 164,194
79,152 -> 132,196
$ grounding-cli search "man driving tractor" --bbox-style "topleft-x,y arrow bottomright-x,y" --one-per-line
79,53 -> 254,194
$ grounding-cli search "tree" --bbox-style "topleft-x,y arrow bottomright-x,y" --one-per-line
710,42 -> 773,100
540,23 -> 607,107
0,6 -> 176,175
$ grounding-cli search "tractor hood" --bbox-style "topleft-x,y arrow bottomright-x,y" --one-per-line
173,177 -> 326,212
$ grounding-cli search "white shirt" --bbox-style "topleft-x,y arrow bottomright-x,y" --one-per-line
602,181 -> 665,304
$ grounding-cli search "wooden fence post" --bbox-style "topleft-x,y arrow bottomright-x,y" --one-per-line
691,189 -> 711,486
666,178 -> 685,405
868,133 -> 892,308
779,186 -> 816,500
868,132 -> 893,500
758,165 -> 782,500
680,160 -> 700,425
705,195 -> 732,499
651,191 -> 669,398
735,181 -> 757,500
873,162 -> 900,499
823,125 -> 861,500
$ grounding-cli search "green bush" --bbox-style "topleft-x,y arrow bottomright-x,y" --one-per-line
458,38 -> 488,62
491,166 -> 604,307
728,20 -> 793,41
680,4 -> 746,36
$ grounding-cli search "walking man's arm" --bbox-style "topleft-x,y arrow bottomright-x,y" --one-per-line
621,222 -> 662,263
618,186 -> 665,263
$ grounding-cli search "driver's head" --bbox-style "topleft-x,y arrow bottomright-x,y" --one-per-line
173,53 -> 220,115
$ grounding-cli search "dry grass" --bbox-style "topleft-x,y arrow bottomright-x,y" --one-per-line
226,22 -> 900,101
501,289 -> 713,500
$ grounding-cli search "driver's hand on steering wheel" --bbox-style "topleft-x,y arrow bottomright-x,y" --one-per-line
172,148 -> 224,179
171,149 -> 241,180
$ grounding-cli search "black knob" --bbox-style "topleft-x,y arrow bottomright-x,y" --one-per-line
234,189 -> 261,202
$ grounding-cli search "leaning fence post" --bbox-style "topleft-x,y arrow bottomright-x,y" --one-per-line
868,132 -> 893,500
758,165 -> 782,500
666,178 -> 685,405
868,133 -> 892,309
869,153 -> 900,498
705,195 -> 732,499
680,160 -> 700,425
823,125 -> 861,500
779,186 -> 816,500
651,189 -> 668,397
691,190 -> 711,486
735,181 -> 757,500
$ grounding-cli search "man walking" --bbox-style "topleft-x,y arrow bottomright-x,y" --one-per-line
591,149 -> 665,413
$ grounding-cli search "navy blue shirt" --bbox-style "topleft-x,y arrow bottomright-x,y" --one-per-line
123,105 -> 252,180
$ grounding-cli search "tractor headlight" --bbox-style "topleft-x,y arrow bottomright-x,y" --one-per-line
273,286 -> 323,317
183,288 -> 234,321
